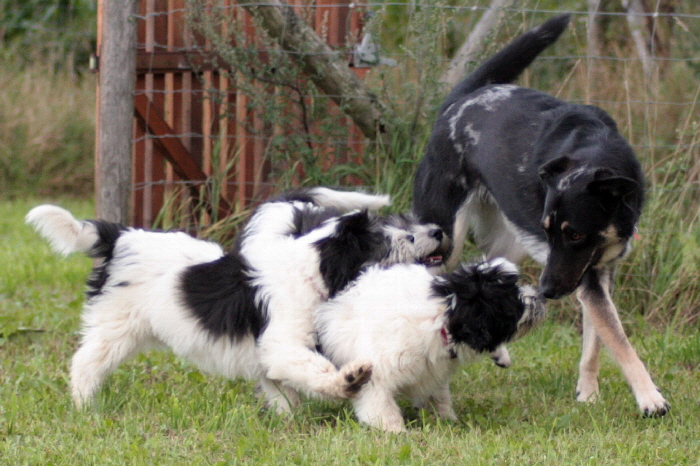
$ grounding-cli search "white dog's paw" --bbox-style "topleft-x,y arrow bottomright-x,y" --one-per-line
381,418 -> 407,433
637,388 -> 670,418
575,376 -> 599,403
490,345 -> 512,368
339,361 -> 373,398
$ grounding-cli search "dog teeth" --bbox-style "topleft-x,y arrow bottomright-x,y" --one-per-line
423,256 -> 443,266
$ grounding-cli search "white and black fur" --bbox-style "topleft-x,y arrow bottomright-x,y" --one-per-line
315,258 -> 545,432
26,188 -> 450,411
412,15 -> 669,416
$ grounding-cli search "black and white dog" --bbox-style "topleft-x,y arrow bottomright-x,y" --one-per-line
27,188 -> 450,411
315,258 -> 545,432
413,14 -> 669,416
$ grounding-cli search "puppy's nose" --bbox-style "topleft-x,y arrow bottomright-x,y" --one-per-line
429,229 -> 443,241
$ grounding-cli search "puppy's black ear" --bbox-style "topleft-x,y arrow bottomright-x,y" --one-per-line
336,210 -> 371,235
538,156 -> 578,185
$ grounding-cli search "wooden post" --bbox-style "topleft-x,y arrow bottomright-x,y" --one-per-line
96,0 -> 138,223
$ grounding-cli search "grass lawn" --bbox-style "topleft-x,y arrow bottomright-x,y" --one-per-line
1,198 -> 699,465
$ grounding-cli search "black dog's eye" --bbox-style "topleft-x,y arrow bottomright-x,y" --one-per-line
406,235 -> 415,243
568,231 -> 584,243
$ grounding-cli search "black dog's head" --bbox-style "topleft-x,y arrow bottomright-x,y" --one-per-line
433,258 -> 545,353
537,148 -> 643,299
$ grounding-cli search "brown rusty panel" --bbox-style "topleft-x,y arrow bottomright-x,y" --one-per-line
234,89 -> 250,204
168,0 -> 187,49
133,74 -> 148,227
153,0 -> 169,51
251,83 -> 271,202
134,93 -> 207,182
125,0 -> 369,227
314,0 -> 352,47
136,0 -> 147,51
132,112 -> 147,227
136,51 -> 215,73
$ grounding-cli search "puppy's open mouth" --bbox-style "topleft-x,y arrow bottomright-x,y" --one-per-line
419,255 -> 443,267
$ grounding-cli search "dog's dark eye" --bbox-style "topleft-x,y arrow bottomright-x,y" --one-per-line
406,235 -> 415,243
569,232 -> 583,242
562,225 -> 584,243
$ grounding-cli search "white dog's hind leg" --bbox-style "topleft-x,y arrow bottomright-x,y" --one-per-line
353,382 -> 405,433
430,383 -> 458,421
414,383 -> 457,421
257,377 -> 301,414
70,326 -> 145,408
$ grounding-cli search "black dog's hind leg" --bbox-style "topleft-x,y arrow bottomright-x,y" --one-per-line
576,267 -> 670,417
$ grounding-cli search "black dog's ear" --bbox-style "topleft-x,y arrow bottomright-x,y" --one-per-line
538,156 -> 579,185
587,171 -> 638,205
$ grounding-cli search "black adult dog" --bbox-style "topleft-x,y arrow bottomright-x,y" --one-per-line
413,14 -> 669,416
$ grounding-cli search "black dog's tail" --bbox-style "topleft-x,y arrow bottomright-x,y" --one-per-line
442,13 -> 570,109
26,204 -> 125,259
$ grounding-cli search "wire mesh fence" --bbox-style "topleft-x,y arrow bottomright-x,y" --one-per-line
121,1 -> 699,233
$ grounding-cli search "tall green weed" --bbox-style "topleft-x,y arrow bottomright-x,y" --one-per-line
0,57 -> 95,197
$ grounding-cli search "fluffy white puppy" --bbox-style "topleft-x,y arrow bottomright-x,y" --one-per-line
314,258 -> 545,432
26,188 -> 450,412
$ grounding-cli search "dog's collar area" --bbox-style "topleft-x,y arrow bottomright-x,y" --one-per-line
440,327 -> 457,359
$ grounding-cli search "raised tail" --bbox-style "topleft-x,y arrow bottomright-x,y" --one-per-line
442,13 -> 570,109
307,187 -> 391,211
280,187 -> 391,212
26,205 -> 124,258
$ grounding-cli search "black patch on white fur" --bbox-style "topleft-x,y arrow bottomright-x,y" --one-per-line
85,220 -> 126,299
432,263 -> 524,353
315,211 -> 388,297
181,250 -> 268,341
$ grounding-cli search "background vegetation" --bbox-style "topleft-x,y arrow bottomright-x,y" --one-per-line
1,1 -> 699,464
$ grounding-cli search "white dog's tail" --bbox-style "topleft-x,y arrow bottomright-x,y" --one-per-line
26,205 -> 123,258
306,187 -> 390,212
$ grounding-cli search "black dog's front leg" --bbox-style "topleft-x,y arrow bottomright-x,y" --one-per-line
575,267 -> 669,416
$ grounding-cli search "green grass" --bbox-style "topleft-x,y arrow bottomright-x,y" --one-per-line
2,198 -> 700,465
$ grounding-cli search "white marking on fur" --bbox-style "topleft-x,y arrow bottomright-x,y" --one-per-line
447,85 -> 517,146
479,257 -> 519,275
461,187 -> 540,263
542,215 -> 551,231
463,123 -> 481,146
557,167 -> 589,191
26,205 -> 99,256
517,152 -> 530,173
